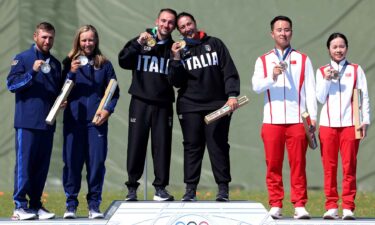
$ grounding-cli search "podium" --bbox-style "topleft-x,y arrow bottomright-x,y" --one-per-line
105,201 -> 273,225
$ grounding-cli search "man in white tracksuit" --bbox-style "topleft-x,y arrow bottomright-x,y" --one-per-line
252,15 -> 317,220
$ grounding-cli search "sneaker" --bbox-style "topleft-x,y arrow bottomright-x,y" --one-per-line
294,207 -> 311,219
63,206 -> 77,219
323,208 -> 339,219
36,207 -> 55,220
12,208 -> 37,220
125,187 -> 138,201
216,187 -> 229,202
88,207 -> 104,219
181,188 -> 197,201
268,207 -> 282,219
342,209 -> 355,220
153,187 -> 174,201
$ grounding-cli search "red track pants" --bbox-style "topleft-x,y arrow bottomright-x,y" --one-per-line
319,126 -> 359,211
261,123 -> 308,208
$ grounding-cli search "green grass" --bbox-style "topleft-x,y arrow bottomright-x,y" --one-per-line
0,190 -> 374,218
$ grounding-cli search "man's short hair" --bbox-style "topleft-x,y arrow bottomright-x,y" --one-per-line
36,22 -> 55,33
270,15 -> 292,30
158,8 -> 177,19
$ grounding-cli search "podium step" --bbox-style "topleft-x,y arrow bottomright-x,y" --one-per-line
105,200 -> 273,225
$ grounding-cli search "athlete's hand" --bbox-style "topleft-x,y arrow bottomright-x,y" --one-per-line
137,32 -> 152,46
93,109 -> 110,126
323,67 -> 339,80
33,60 -> 45,72
70,59 -> 81,73
358,123 -> 368,139
309,120 -> 316,133
171,42 -> 182,60
60,100 -> 68,109
226,98 -> 238,111
272,64 -> 284,81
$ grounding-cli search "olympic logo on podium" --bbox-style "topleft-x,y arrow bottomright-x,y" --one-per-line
172,214 -> 211,225
175,221 -> 209,225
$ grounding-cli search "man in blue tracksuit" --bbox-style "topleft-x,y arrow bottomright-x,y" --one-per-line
6,22 -> 62,220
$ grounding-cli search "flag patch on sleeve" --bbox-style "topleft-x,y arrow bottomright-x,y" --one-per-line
11,60 -> 19,66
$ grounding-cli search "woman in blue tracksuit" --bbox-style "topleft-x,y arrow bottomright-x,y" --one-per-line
61,25 -> 119,219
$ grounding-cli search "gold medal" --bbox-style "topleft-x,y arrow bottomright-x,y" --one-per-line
177,40 -> 186,49
146,37 -> 156,47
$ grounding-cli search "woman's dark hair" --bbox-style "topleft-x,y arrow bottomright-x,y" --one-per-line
176,12 -> 196,30
326,32 -> 348,49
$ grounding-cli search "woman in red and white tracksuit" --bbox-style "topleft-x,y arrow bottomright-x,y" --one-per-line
316,32 -> 370,220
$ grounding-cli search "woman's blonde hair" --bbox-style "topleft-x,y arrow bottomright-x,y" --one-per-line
68,25 -> 107,68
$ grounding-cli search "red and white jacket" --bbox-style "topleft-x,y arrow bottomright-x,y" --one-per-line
252,48 -> 317,124
316,59 -> 370,127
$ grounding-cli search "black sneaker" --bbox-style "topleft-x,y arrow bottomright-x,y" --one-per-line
216,185 -> 229,202
153,187 -> 174,201
181,188 -> 197,201
125,187 -> 138,201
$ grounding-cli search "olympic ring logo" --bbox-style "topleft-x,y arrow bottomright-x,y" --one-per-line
175,221 -> 209,225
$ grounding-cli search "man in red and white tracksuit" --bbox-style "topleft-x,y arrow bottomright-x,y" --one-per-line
316,32 -> 370,220
252,15 -> 317,220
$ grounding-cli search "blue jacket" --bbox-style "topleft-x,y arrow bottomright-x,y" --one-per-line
7,44 -> 62,130
62,57 -> 120,127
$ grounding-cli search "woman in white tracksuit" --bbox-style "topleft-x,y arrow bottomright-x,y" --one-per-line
316,32 -> 370,220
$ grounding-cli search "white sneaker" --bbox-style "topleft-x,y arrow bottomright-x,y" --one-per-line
294,207 -> 311,219
37,207 -> 55,220
63,206 -> 77,219
323,208 -> 339,219
12,208 -> 37,220
343,209 -> 355,220
268,207 -> 283,219
88,209 -> 104,219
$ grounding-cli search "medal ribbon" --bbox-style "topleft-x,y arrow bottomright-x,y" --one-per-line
183,31 -> 205,46
150,27 -> 169,45
183,36 -> 201,45
274,46 -> 292,62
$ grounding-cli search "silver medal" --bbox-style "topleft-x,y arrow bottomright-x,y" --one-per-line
41,63 -> 51,73
279,61 -> 288,71
330,69 -> 339,80
78,55 -> 89,66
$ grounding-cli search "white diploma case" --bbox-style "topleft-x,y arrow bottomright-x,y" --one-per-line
45,79 -> 74,125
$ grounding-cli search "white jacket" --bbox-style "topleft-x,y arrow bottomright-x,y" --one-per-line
316,59 -> 370,127
252,48 -> 317,124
